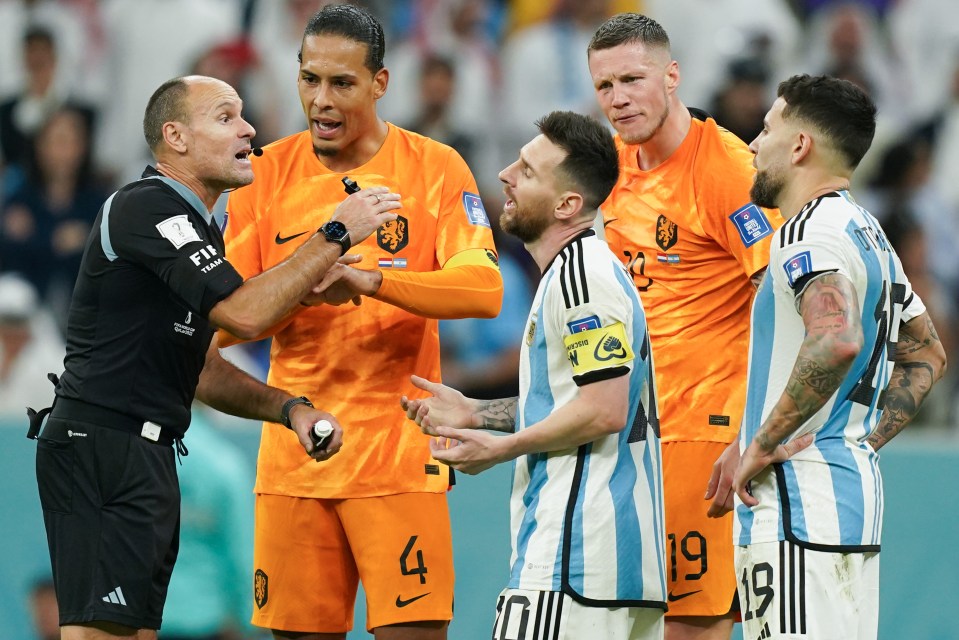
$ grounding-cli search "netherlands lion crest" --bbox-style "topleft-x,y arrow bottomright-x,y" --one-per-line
254,569 -> 268,609
655,215 -> 678,251
377,215 -> 409,254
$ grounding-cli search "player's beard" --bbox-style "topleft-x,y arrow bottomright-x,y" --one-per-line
619,93 -> 670,146
750,167 -> 786,209
501,201 -> 550,244
313,144 -> 338,157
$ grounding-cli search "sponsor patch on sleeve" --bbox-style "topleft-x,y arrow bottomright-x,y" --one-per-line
462,192 -> 490,227
567,315 -> 601,333
783,250 -> 813,287
564,322 -> 634,376
156,215 -> 202,249
729,203 -> 773,247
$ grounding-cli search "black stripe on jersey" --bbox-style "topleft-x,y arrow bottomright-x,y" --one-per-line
542,591 -> 556,640
559,252 -> 571,308
782,199 -> 819,247
531,590 -> 545,640
779,541 -> 786,634
551,592 -> 565,640
799,545 -> 807,634
576,240 -> 589,304
567,242 -> 581,306
557,240 -> 589,309
789,541 -> 797,633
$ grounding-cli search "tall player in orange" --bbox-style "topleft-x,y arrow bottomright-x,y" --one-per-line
223,5 -> 502,639
587,14 -> 784,640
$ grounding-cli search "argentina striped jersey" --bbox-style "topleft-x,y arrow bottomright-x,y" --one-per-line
736,191 -> 926,550
511,230 -> 666,607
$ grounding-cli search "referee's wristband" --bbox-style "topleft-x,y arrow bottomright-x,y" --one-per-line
280,396 -> 313,429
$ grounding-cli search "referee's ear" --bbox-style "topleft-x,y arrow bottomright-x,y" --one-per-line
161,121 -> 189,155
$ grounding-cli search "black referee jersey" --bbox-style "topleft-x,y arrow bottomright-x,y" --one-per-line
56,166 -> 244,438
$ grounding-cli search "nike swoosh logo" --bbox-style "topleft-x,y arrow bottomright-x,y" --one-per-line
603,218 -> 618,228
667,589 -> 702,602
395,592 -> 431,608
275,231 -> 309,244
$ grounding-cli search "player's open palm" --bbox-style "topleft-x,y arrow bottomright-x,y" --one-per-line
401,375 -> 477,435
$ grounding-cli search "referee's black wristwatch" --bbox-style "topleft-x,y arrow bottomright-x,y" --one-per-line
319,221 -> 351,256
281,396 -> 313,430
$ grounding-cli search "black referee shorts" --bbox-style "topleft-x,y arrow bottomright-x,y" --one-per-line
35,415 -> 181,630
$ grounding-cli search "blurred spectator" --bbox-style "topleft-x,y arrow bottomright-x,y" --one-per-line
797,2 -> 909,176
94,0 -> 241,183
403,54 -> 478,167
440,195 -> 536,399
1,106 -> 107,331
500,0 -> 611,160
380,0 -> 498,136
889,0 -> 959,125
379,0 -> 502,190
646,0 -> 800,109
0,0 -> 89,100
0,26 -> 95,174
506,0 -> 641,34
247,0 -> 331,142
0,274 -> 65,418
27,577 -> 59,640
863,137 -> 958,422
930,60 -> 959,218
709,57 -> 770,144
159,411 -> 257,640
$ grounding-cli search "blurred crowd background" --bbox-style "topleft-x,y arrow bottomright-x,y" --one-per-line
1,1 -> 958,638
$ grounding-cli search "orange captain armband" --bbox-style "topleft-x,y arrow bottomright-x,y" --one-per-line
374,248 -> 503,320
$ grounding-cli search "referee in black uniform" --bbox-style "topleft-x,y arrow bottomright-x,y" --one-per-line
31,75 -> 401,640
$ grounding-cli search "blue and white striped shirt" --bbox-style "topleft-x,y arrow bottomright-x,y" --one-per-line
736,191 -> 925,550
510,231 -> 666,606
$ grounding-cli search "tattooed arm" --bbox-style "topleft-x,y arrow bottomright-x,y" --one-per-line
401,374 -> 517,434
734,273 -> 863,506
867,312 -> 946,450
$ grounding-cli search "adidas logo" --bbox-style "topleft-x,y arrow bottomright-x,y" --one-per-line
102,586 -> 127,606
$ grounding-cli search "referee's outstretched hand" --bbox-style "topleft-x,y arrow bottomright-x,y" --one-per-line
331,186 -> 401,244
288,402 -> 344,462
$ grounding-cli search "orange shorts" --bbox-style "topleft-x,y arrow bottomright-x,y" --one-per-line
251,492 -> 454,633
662,441 -> 737,618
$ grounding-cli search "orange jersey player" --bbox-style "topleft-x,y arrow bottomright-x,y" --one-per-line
587,14 -> 784,640
223,5 -> 502,639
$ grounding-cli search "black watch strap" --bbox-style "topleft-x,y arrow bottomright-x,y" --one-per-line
281,396 -> 313,429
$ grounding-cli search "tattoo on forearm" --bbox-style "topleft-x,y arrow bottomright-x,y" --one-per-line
787,356 -> 845,402
894,316 -> 940,357
476,398 -> 518,433
868,361 -> 936,450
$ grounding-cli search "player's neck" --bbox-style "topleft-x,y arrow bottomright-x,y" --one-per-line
781,177 -> 851,219
634,100 -> 691,171
527,218 -> 596,272
154,161 -> 218,212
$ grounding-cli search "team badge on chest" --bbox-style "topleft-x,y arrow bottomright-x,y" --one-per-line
656,215 -> 678,251
378,215 -> 408,254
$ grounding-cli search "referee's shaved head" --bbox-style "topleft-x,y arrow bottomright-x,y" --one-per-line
143,77 -> 191,151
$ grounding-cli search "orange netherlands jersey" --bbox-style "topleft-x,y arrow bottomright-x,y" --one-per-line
225,124 -> 496,498
601,115 -> 784,444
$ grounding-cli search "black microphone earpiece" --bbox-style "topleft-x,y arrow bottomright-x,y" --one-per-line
252,147 -> 263,157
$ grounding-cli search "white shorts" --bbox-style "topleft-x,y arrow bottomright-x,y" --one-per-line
490,588 -> 664,640
735,541 -> 879,640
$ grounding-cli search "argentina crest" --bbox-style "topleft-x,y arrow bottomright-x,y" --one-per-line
377,215 -> 409,254
655,214 -> 678,251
